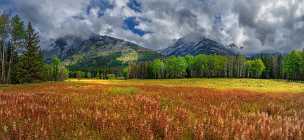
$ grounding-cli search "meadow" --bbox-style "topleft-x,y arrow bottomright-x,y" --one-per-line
0,79 -> 304,139
68,78 -> 304,93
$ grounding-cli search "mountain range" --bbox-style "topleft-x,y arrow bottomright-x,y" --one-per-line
44,34 -> 239,71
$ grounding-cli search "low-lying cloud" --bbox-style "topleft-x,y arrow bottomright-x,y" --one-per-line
1,0 -> 304,54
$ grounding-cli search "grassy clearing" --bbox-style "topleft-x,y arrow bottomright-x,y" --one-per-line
68,78 -> 304,93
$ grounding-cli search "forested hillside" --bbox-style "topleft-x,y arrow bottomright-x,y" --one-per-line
44,35 -> 162,78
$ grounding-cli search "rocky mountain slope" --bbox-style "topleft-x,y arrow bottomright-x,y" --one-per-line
162,35 -> 237,56
44,35 -> 162,71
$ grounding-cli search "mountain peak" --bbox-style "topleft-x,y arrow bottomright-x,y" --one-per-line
162,36 -> 237,56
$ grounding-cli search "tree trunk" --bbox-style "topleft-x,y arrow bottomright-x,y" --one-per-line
1,42 -> 6,83
0,42 -> 2,83
7,43 -> 14,84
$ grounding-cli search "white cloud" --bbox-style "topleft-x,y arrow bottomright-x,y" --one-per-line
3,0 -> 304,53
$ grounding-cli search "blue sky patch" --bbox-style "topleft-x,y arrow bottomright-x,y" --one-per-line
123,17 -> 148,37
0,0 -> 9,5
86,0 -> 114,17
127,0 -> 142,13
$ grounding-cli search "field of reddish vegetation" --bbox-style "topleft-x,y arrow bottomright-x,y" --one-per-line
0,81 -> 304,139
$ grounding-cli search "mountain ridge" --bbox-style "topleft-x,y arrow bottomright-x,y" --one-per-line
161,36 -> 237,56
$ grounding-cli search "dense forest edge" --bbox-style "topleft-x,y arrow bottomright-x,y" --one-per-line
1,14 -> 303,84
0,15 -> 68,84
72,52 -> 303,81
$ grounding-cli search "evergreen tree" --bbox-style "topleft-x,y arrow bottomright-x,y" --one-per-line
16,22 -> 44,83
8,15 -> 26,83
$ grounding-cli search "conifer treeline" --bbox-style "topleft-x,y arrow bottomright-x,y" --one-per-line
0,14 -> 68,84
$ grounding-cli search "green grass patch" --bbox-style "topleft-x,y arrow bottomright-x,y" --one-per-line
240,102 -> 261,113
106,87 -> 139,95
0,85 -> 10,91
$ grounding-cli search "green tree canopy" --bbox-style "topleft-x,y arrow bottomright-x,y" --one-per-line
283,51 -> 304,80
184,55 -> 194,77
245,59 -> 266,78
150,59 -> 165,79
192,55 -> 209,76
165,56 -> 188,78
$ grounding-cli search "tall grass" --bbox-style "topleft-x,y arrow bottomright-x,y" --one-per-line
0,81 -> 303,139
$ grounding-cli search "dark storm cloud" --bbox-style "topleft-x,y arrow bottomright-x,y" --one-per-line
1,0 -> 304,53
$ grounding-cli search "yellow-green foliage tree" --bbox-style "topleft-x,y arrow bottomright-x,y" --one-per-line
44,57 -> 69,81
150,59 -> 165,79
165,56 -> 188,78
245,59 -> 266,78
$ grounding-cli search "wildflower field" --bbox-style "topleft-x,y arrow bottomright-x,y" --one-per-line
0,79 -> 304,139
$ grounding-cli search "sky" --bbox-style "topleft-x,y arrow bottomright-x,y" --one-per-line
1,0 -> 304,54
